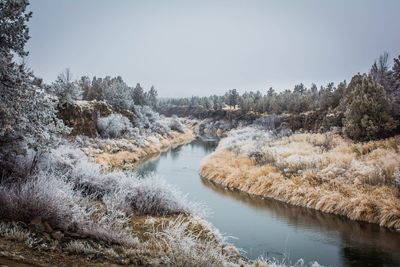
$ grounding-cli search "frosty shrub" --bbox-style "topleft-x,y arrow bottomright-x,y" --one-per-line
0,172 -> 83,230
219,126 -> 273,156
0,222 -> 33,243
133,105 -> 161,128
0,170 -> 136,246
36,143 -> 202,216
104,176 -> 204,216
65,240 -> 98,255
169,115 -> 185,133
97,113 -> 135,139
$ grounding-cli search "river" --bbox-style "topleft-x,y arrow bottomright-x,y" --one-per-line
136,138 -> 400,267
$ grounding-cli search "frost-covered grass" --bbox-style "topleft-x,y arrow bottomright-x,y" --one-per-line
0,143 -> 203,247
201,127 -> 400,228
78,120 -> 195,170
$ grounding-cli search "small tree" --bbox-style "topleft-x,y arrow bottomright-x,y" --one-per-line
132,83 -> 145,105
389,55 -> 400,117
226,89 -> 239,109
49,68 -> 82,103
370,52 -> 393,92
343,74 -> 396,141
146,85 -> 158,108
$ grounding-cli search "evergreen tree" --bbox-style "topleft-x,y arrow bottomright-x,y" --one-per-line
0,0 -> 67,175
133,83 -> 145,105
370,52 -> 393,92
226,89 -> 239,108
146,85 -> 158,108
49,68 -> 82,103
343,74 -> 396,141
389,56 -> 400,117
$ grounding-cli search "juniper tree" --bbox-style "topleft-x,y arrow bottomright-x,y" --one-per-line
389,55 -> 400,117
146,85 -> 158,108
370,52 -> 393,92
342,74 -> 396,141
0,0 -> 67,176
103,76 -> 134,109
133,83 -> 145,105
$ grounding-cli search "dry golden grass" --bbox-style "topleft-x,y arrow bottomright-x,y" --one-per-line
95,129 -> 195,169
200,132 -> 400,229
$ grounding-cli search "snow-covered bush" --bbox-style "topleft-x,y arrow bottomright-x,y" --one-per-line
133,105 -> 160,128
0,172 -> 83,230
219,126 -> 273,156
97,113 -> 136,139
168,115 -> 185,133
104,176 -> 204,216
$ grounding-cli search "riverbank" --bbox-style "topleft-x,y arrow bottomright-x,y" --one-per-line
0,214 -> 249,266
84,121 -> 196,170
200,127 -> 400,229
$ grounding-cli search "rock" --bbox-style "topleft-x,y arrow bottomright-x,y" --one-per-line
51,231 -> 64,241
30,217 -> 45,233
58,100 -> 113,137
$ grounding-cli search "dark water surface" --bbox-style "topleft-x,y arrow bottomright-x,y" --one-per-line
136,139 -> 400,267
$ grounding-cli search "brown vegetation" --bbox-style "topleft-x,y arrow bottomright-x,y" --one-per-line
93,127 -> 195,169
200,131 -> 400,229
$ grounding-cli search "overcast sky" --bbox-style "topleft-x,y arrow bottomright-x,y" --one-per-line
27,0 -> 400,97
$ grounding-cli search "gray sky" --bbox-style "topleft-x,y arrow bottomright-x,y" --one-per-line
27,0 -> 400,97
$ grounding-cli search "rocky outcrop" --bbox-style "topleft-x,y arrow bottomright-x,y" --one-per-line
58,100 -> 113,137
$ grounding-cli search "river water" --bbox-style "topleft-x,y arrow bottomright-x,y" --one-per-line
136,139 -> 400,267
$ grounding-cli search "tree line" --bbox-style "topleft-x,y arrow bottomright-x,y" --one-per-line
159,53 -> 400,141
41,70 -> 159,109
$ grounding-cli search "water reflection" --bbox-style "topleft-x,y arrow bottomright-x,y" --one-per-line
135,138 -> 400,267
189,137 -> 218,153
201,178 -> 400,266
135,157 -> 160,178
